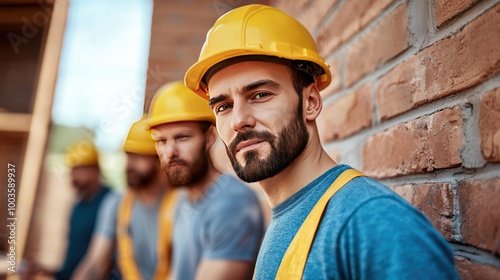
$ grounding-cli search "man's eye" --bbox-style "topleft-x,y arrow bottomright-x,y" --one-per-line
155,139 -> 166,145
216,104 -> 232,113
254,91 -> 270,99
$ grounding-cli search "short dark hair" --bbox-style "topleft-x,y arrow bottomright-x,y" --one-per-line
290,64 -> 315,98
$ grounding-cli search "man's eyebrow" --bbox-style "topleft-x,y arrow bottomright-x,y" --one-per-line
209,94 -> 228,108
209,79 -> 280,107
242,79 -> 279,93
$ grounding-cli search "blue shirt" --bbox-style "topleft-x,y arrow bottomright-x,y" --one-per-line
172,174 -> 265,280
56,186 -> 111,280
254,165 -> 459,280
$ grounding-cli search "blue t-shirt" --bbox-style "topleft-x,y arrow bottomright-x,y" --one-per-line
254,165 -> 459,280
55,186 -> 111,280
172,174 -> 265,280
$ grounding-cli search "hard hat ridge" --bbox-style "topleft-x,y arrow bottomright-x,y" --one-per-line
185,4 -> 331,100
146,81 -> 215,129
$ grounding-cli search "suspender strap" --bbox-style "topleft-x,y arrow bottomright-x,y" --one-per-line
275,169 -> 364,280
117,190 -> 178,280
117,192 -> 141,280
153,190 -> 178,280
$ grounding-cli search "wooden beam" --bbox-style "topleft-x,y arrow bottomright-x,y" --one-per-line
0,0 -> 54,6
0,6 -> 47,26
16,0 -> 68,262
0,112 -> 31,132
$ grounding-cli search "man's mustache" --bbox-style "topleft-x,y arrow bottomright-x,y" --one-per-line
228,130 -> 275,155
165,158 -> 187,167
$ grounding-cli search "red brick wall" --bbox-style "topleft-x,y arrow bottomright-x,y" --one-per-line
270,0 -> 500,278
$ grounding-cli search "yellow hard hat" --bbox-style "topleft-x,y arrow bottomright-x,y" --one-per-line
123,116 -> 157,155
65,139 -> 99,168
147,81 -> 215,128
185,4 -> 331,99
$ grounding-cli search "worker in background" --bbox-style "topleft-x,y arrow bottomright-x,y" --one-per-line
72,116 -> 177,280
184,4 -> 460,279
147,81 -> 265,280
20,140 -> 113,280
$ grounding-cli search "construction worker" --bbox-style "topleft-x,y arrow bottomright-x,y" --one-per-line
72,116 -> 177,280
21,140 -> 113,280
184,4 -> 460,279
147,81 -> 265,280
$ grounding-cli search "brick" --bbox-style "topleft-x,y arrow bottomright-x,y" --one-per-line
320,55 -> 341,98
479,88 -> 500,162
316,0 -> 396,56
376,55 -> 420,120
377,4 -> 500,120
434,0 -> 481,27
363,107 -> 464,178
271,0 -> 309,17
455,256 -> 500,280
299,0 -> 338,32
391,183 -> 454,239
344,2 -> 409,87
458,178 -> 500,255
317,83 -> 373,142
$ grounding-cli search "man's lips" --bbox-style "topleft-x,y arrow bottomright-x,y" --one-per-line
235,139 -> 264,153
168,161 -> 185,167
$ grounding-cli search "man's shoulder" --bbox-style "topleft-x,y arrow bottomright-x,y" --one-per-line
213,173 -> 259,199
320,174 -> 418,230
327,174 -> 400,210
101,190 -> 123,211
207,174 -> 262,213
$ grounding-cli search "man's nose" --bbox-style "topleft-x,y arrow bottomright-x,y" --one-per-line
230,102 -> 256,132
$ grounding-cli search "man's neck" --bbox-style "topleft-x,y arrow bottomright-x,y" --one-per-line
259,137 -> 337,208
82,182 -> 102,202
135,177 -> 165,205
186,164 -> 222,203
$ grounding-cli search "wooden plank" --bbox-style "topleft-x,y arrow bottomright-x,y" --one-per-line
16,0 -> 68,262
0,112 -> 31,132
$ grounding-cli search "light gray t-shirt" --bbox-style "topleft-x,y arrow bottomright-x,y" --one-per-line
95,190 -> 165,280
128,196 -> 162,280
172,174 -> 265,280
94,190 -> 121,239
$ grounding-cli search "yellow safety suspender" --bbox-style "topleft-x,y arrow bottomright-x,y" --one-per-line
274,169 -> 364,280
116,190 -> 178,280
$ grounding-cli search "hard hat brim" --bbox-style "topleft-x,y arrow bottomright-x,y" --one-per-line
185,49 -> 331,100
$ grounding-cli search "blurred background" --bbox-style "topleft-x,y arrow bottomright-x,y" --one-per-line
0,0 -> 270,277
1,0 -> 499,279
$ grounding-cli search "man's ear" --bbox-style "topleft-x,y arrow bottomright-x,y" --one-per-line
205,125 -> 217,150
303,83 -> 323,121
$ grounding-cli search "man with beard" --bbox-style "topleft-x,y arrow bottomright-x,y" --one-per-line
73,116 -> 177,280
147,81 -> 265,280
184,4 -> 459,280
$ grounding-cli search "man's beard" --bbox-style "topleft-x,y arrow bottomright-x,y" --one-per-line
161,144 -> 209,187
127,167 -> 157,189
226,109 -> 309,183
